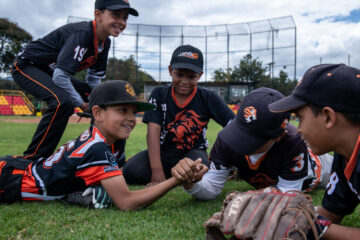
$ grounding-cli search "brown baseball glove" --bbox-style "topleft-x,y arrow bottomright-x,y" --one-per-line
204,189 -> 322,240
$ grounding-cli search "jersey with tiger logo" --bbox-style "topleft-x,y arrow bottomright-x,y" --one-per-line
143,84 -> 235,150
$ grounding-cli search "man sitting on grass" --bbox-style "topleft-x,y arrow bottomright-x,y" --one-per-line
0,80 -> 207,210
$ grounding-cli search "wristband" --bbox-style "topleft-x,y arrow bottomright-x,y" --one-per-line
316,215 -> 331,238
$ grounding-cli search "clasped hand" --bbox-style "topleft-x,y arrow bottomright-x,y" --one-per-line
171,158 -> 209,184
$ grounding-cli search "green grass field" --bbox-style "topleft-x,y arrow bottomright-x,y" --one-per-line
0,118 -> 359,239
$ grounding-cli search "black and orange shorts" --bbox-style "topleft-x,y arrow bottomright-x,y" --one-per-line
0,156 -> 31,203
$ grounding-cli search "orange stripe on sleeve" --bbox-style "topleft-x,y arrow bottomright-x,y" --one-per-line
345,134 -> 360,180
12,170 -> 25,175
0,161 -> 6,176
75,166 -> 123,186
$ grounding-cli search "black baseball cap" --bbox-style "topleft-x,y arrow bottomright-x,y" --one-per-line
95,0 -> 139,16
89,80 -> 155,112
269,64 -> 360,113
218,87 -> 290,155
170,45 -> 204,74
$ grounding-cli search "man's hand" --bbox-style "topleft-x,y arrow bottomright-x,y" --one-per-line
171,158 -> 209,184
79,102 -> 89,112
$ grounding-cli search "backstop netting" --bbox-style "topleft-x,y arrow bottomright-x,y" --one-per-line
68,15 -> 296,82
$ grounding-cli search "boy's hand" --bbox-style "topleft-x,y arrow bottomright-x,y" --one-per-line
79,102 -> 89,112
171,158 -> 208,184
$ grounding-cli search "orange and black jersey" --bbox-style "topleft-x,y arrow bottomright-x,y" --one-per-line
20,125 -> 124,201
18,20 -> 110,76
322,134 -> 360,216
210,124 -> 309,189
143,84 -> 235,150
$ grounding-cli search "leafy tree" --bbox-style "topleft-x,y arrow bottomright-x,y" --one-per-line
0,18 -> 32,72
211,54 -> 269,85
230,54 -> 269,86
213,68 -> 229,82
74,56 -> 155,95
261,69 -> 298,96
105,56 -> 154,94
211,54 -> 298,96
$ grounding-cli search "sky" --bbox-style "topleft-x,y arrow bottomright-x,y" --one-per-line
1,0 -> 360,81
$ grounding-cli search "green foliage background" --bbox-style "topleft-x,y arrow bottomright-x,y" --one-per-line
212,54 -> 298,96
0,18 -> 32,73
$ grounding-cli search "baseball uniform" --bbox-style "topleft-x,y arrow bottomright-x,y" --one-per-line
322,134 -> 360,216
185,124 -> 333,200
11,20 -> 110,160
123,84 -> 235,184
0,125 -> 124,203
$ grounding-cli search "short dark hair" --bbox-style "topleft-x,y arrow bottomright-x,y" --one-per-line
308,103 -> 360,126
91,105 -> 107,125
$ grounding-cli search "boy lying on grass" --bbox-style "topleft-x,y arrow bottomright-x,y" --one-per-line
0,80 -> 207,210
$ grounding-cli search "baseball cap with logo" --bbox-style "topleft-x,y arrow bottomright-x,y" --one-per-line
269,64 -> 360,113
170,45 -> 204,74
95,0 -> 139,16
89,80 -> 155,113
218,87 -> 290,155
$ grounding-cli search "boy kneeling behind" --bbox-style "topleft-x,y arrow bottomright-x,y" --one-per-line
0,80 -> 207,210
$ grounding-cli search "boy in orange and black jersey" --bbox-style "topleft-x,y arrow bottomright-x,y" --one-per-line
0,80 -> 206,210
269,64 -> 360,239
122,45 -> 235,186
11,0 -> 138,161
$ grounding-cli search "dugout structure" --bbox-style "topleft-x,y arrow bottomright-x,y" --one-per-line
144,80 -> 252,105
68,16 -> 297,84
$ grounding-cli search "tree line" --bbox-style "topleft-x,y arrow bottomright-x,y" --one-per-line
212,54 -> 298,96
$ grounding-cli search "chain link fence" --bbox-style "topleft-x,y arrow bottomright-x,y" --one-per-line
68,15 -> 296,82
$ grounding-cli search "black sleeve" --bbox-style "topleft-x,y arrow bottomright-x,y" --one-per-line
56,31 -> 91,75
278,133 -> 308,181
206,90 -> 235,127
322,154 -> 359,216
209,137 -> 233,169
142,87 -> 164,125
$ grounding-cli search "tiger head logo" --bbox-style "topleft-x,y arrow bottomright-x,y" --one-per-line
244,106 -> 257,123
167,110 -> 207,150
125,83 -> 135,96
